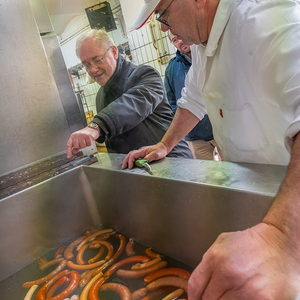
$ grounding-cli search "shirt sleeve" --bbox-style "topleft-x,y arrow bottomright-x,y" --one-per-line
177,45 -> 207,120
93,65 -> 167,141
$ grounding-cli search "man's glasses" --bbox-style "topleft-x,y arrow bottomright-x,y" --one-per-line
156,0 -> 175,27
82,46 -> 112,71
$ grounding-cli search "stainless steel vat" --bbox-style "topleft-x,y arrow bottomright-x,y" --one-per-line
0,153 -> 287,299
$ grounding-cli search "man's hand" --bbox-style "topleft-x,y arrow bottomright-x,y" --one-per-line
66,127 -> 100,159
188,222 -> 300,300
122,142 -> 169,169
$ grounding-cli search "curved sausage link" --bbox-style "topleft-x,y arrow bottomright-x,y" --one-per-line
76,244 -> 90,265
145,248 -> 161,259
38,257 -> 48,267
132,287 -> 148,300
131,257 -> 162,270
88,246 -> 105,264
76,229 -> 114,251
48,270 -> 80,300
143,268 -> 191,283
47,276 -> 70,298
116,261 -> 167,279
104,256 -> 150,278
39,258 -> 64,270
23,284 -> 38,300
79,269 -> 97,288
125,238 -> 135,257
141,287 -> 175,300
54,246 -> 65,259
89,240 -> 114,260
145,276 -> 188,294
67,259 -> 106,270
161,288 -> 184,300
22,259 -> 68,288
99,283 -> 131,300
87,276 -> 106,300
64,236 -> 86,260
92,233 -> 126,276
79,271 -> 104,300
35,270 -> 70,300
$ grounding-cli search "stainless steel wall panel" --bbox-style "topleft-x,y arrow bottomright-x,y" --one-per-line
0,167 -> 93,283
0,0 -> 71,175
29,0 -> 54,34
42,35 -> 86,132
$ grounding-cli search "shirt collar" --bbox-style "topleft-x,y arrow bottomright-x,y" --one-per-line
205,0 -> 237,56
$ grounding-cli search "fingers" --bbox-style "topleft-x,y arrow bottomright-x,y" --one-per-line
66,127 -> 97,159
122,149 -> 148,169
188,255 -> 213,300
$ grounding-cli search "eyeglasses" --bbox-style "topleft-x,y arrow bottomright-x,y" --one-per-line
82,46 -> 112,71
156,0 -> 175,27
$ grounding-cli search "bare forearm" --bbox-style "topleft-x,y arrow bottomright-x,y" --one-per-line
263,132 -> 300,240
161,107 -> 200,153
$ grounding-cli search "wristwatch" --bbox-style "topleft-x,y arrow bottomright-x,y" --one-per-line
88,122 -> 101,135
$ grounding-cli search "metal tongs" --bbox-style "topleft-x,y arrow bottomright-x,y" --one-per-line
134,158 -> 153,175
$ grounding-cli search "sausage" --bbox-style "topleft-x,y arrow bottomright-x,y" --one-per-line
54,246 -> 65,259
23,284 -> 38,300
143,268 -> 191,283
132,288 -> 148,300
89,240 -> 114,260
64,236 -> 86,260
131,257 -> 162,270
47,276 -> 70,298
39,258 -> 64,270
76,229 -> 114,251
79,271 -> 104,300
35,270 -> 70,300
48,270 -> 80,300
125,238 -> 135,257
145,248 -> 161,259
92,233 -> 126,276
141,287 -> 175,300
99,283 -> 131,300
116,261 -> 167,279
79,269 -> 96,287
67,259 -> 106,270
88,246 -> 105,264
104,256 -> 151,278
145,276 -> 188,294
22,259 -> 68,288
87,277 -> 106,300
161,288 -> 184,300
76,244 -> 90,265
38,257 -> 48,267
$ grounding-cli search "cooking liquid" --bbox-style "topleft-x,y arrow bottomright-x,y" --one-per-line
0,229 -> 193,300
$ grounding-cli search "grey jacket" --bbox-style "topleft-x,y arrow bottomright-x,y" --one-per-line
92,54 -> 193,158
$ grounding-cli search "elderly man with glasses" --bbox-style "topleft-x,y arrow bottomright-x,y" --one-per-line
123,0 -> 300,299
66,29 -> 193,159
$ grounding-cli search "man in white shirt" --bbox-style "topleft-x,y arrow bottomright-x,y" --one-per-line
122,0 -> 300,298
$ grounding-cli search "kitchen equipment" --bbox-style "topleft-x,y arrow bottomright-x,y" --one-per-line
0,153 -> 287,299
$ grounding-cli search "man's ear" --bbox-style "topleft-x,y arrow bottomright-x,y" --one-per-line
111,45 -> 119,59
195,0 -> 206,9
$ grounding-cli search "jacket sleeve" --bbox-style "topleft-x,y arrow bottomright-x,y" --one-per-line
93,66 -> 167,141
164,63 -> 178,114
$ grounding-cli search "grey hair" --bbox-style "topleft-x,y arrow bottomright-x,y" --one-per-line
76,29 -> 115,57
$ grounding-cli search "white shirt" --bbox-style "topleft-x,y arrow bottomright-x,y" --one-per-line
178,0 -> 300,165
